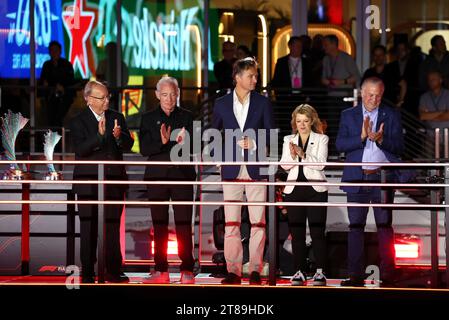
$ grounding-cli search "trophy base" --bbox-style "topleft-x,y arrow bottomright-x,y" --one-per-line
2,169 -> 32,180
44,171 -> 63,180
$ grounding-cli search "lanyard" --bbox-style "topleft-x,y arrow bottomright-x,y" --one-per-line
329,56 -> 338,78
291,58 -> 301,75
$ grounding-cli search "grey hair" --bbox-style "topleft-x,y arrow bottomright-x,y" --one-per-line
156,76 -> 179,92
84,80 -> 106,100
361,77 -> 385,90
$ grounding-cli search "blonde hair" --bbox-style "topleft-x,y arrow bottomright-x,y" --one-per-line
290,104 -> 324,134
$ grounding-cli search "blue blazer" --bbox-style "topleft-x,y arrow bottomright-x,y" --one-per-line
211,90 -> 275,180
336,103 -> 404,193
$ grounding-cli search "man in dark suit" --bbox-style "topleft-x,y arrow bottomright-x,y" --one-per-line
336,77 -> 404,287
214,41 -> 237,91
70,80 -> 134,283
271,36 -> 313,91
212,57 -> 275,285
139,76 -> 196,284
271,36 -> 313,137
40,40 -> 75,127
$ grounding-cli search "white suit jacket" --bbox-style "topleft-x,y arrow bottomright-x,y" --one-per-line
280,131 -> 328,194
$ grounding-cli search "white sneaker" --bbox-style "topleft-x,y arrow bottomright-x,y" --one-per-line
312,268 -> 327,286
143,271 -> 170,284
180,271 -> 195,284
291,270 -> 306,286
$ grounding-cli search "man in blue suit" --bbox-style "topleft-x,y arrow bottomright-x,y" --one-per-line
212,57 -> 275,285
336,77 -> 403,287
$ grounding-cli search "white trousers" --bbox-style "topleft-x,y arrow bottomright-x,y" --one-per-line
222,166 -> 266,276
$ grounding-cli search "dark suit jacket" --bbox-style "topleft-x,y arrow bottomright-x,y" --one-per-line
211,91 -> 275,180
271,54 -> 313,89
70,108 -> 134,197
214,59 -> 236,89
139,106 -> 196,181
335,103 -> 404,193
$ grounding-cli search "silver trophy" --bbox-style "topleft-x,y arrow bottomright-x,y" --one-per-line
1,110 -> 30,180
43,130 -> 63,180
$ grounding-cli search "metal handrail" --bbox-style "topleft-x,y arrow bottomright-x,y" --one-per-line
1,159 -> 448,288
0,159 -> 446,166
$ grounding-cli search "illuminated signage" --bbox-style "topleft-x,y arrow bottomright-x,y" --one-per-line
93,0 -> 213,76
0,0 -> 217,79
62,0 -> 96,78
0,0 -> 65,78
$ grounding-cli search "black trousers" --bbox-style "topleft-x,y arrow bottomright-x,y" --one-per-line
77,195 -> 124,276
148,183 -> 195,272
284,189 -> 328,272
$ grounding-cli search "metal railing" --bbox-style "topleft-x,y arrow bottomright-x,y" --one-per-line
3,84 -> 437,161
1,159 -> 449,287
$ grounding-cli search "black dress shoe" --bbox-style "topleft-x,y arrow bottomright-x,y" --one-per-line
105,273 -> 129,283
340,277 -> 365,287
81,275 -> 95,284
221,272 -> 241,285
249,272 -> 262,285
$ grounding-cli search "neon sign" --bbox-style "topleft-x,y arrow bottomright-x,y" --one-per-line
94,0 -> 209,74
0,0 -> 65,78
62,0 -> 96,78
0,0 -> 217,79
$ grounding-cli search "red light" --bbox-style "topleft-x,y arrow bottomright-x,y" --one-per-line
394,239 -> 420,259
151,240 -> 178,255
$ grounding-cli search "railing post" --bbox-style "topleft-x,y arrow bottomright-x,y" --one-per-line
445,128 -> 448,159
268,172 -> 277,286
66,191 -> 76,267
61,127 -> 66,172
430,167 -> 440,288
445,166 -> 449,288
97,164 -> 105,283
435,128 -> 440,159
380,168 -> 386,204
353,88 -> 358,107
21,181 -> 30,275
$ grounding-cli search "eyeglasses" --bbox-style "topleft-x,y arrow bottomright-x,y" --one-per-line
90,94 -> 112,101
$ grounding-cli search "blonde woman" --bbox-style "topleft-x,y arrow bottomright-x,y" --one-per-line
280,104 -> 328,286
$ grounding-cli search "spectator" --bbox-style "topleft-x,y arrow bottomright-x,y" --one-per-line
40,40 -> 75,128
237,45 -> 261,86
96,42 -> 129,111
321,34 -> 360,153
214,41 -> 237,90
420,35 -> 449,90
419,71 -> 449,156
299,34 -> 313,59
236,45 -> 252,60
362,45 -> 387,84
384,42 -> 422,114
309,34 -> 325,87
272,36 -> 313,91
321,34 -> 360,95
